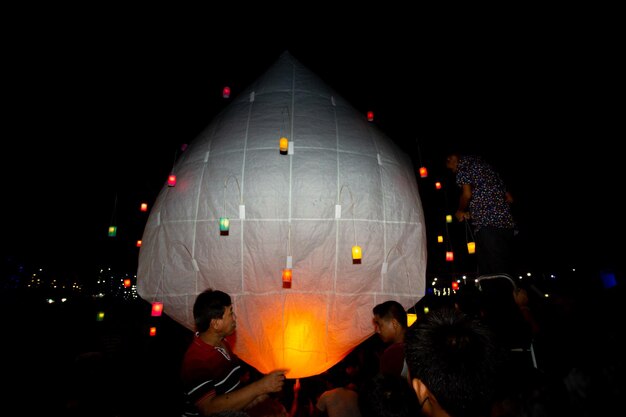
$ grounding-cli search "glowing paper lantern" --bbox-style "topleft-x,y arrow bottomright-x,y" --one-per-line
451,281 -> 459,291
136,240 -> 142,247
149,326 -> 157,336
446,251 -> 454,262
282,268 -> 292,288
279,137 -> 289,155
351,245 -> 363,265
219,217 -> 230,235
108,226 -> 117,237
407,313 -> 417,327
419,167 -> 428,178
446,214 -> 453,223
96,311 -> 105,321
467,241 -> 475,254
435,182 -> 442,190
137,52 -> 426,379
167,174 -> 177,187
140,203 -> 148,212
123,278 -> 131,288
151,302 -> 163,317
223,86 -> 231,99
437,235 -> 443,243
367,110 -> 374,121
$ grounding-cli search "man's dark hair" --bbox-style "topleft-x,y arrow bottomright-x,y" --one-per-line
358,373 -> 420,417
193,289 -> 231,333
405,307 -> 506,417
373,300 -> 408,330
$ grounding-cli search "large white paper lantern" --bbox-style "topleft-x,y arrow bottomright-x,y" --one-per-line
137,52 -> 426,379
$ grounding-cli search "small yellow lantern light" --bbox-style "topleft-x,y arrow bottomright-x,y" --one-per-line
108,226 -> 117,237
352,245 -> 362,264
96,311 -> 105,322
437,235 -> 443,243
407,313 -> 417,327
467,242 -> 476,254
446,215 -> 452,223
279,137 -> 289,155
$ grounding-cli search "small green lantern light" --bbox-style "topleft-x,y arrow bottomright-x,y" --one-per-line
219,217 -> 230,236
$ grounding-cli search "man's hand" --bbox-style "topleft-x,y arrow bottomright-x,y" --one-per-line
455,210 -> 470,222
259,369 -> 288,394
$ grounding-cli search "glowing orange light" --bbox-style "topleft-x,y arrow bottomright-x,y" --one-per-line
451,281 -> 459,291
279,137 -> 289,155
149,326 -> 157,336
407,313 -> 417,327
123,278 -> 131,288
151,302 -> 163,317
136,240 -> 142,247
223,86 -> 231,99
140,203 -> 148,212
437,235 -> 443,243
435,182 -> 442,190
467,242 -> 475,254
419,167 -> 428,178
446,251 -> 454,262
167,174 -> 177,187
282,268 -> 293,288
238,297 -> 335,378
367,111 -> 374,122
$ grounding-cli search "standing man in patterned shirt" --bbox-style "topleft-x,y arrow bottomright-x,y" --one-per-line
446,153 -> 516,276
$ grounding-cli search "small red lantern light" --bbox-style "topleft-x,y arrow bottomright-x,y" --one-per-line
451,281 -> 459,291
151,302 -> 163,317
367,111 -> 374,122
419,167 -> 428,178
445,251 -> 454,262
435,182 -> 442,190
282,268 -> 293,288
223,86 -> 231,99
136,240 -> 142,248
167,174 -> 177,187
123,278 -> 131,288
140,203 -> 148,212
149,326 -> 157,336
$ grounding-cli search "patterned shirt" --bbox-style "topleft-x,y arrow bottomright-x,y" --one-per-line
455,155 -> 515,230
180,335 -> 242,416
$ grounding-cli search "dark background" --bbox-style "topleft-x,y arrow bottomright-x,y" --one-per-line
5,8 -> 621,282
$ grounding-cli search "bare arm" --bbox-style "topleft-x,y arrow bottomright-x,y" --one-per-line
196,369 -> 287,416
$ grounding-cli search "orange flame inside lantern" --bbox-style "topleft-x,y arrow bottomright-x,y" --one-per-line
233,294 -> 364,379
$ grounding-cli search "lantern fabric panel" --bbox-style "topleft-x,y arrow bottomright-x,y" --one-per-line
137,52 -> 426,379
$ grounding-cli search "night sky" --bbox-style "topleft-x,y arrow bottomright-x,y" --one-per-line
5,11 -> 621,282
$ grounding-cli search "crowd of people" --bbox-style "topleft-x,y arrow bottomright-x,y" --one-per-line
178,272 -> 624,417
